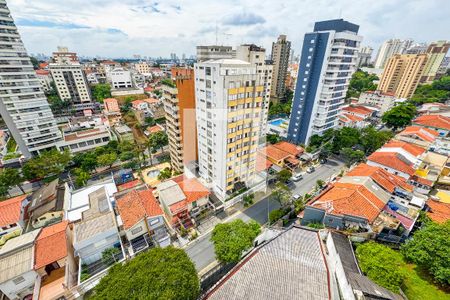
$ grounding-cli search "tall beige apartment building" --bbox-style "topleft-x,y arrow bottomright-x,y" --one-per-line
378,54 -> 428,99
270,35 -> 291,99
420,40 -> 450,83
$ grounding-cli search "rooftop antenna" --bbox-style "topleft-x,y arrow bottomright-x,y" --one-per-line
215,22 -> 218,45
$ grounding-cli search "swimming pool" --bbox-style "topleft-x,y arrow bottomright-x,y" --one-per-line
147,169 -> 160,178
269,118 -> 288,127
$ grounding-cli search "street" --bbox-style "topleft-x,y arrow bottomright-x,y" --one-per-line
185,159 -> 345,272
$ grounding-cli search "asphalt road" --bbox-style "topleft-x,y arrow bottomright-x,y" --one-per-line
185,159 -> 345,272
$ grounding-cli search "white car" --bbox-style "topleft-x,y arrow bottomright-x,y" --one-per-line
292,194 -> 301,201
291,173 -> 303,182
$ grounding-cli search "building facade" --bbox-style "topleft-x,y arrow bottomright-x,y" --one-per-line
162,67 -> 197,173
236,44 -> 273,140
270,35 -> 291,99
358,90 -> 400,116
420,40 -> 450,83
287,19 -> 362,144
357,46 -> 373,67
110,68 -> 132,89
195,59 -> 263,199
374,38 -> 413,69
49,48 -> 92,105
378,54 -> 428,98
0,0 -> 61,157
196,45 -> 235,62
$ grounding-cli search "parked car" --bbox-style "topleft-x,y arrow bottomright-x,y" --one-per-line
306,166 -> 315,173
284,179 -> 296,189
319,158 -> 327,164
291,173 -> 303,182
292,194 -> 301,201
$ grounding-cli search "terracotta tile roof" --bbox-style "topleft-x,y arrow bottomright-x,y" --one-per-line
272,141 -> 304,157
38,62 -> 48,69
398,126 -> 439,142
143,98 -> 159,104
117,179 -> 142,192
116,189 -> 163,229
176,177 -> 210,204
64,128 -> 103,142
0,195 -> 27,227
34,221 -> 68,269
413,115 -> 450,131
383,140 -> 426,157
131,100 -> 146,105
312,182 -> 385,223
147,125 -> 163,134
427,200 -> 450,223
144,86 -> 154,92
256,153 -> 272,172
409,175 -> 434,187
261,145 -> 291,161
346,163 -> 413,193
342,106 -> 373,116
36,69 -> 49,76
342,113 -> 364,122
104,98 -> 118,104
368,152 -> 415,176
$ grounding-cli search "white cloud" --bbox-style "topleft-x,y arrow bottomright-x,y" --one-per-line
7,0 -> 450,58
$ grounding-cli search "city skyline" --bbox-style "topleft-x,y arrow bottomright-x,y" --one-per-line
8,0 -> 450,58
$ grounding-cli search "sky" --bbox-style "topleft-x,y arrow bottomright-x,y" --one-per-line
8,0 -> 450,59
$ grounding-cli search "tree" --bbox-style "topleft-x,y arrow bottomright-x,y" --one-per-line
360,126 -> 393,155
148,131 -> 168,154
346,70 -> 378,99
356,242 -> 406,292
431,75 -> 450,91
382,103 -> 417,130
211,219 -> 261,264
157,167 -> 172,180
276,169 -> 292,183
266,134 -> 281,144
91,84 -> 112,103
119,151 -> 134,162
332,127 -> 361,153
97,153 -> 117,168
73,151 -> 98,172
74,168 -> 90,187
401,221 -> 450,285
91,247 -> 199,300
316,179 -> 325,190
340,147 -> 365,167
145,116 -> 155,126
101,247 -> 121,265
271,182 -> 292,207
22,150 -> 71,180
269,208 -> 285,224
30,56 -> 39,69
0,168 -> 24,194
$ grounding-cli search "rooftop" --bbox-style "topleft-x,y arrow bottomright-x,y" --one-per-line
413,114 -> 450,131
34,221 -> 68,269
0,194 -> 27,227
271,141 -> 303,157
261,145 -> 292,161
64,127 -> 108,142
367,152 -> 415,176
203,58 -> 251,65
342,105 -> 373,116
116,189 -> 164,230
398,126 -> 439,142
205,226 -> 331,300
74,212 -> 116,243
427,200 -> 450,223
29,179 -> 59,211
382,140 -> 426,157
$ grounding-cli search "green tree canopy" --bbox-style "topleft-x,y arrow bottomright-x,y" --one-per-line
271,182 -> 292,207
346,70 -> 378,99
91,247 -> 200,300
73,168 -> 90,187
91,84 -> 112,103
382,103 -> 417,130
401,220 -> 450,285
148,131 -> 168,153
360,126 -> 393,155
276,169 -> 292,182
211,219 -> 261,264
97,153 -> 117,168
266,134 -> 281,144
356,241 -> 407,292
22,150 -> 71,180
340,147 -> 365,167
157,167 -> 172,180
0,168 -> 24,194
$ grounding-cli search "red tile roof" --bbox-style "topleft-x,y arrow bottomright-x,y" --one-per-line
36,69 -> 49,76
427,200 -> 450,223
272,141 -> 304,157
311,182 -> 385,223
413,115 -> 450,131
398,126 -> 439,142
34,221 -> 68,269
256,153 -> 273,172
38,62 -> 48,69
143,98 -> 159,105
262,145 -> 292,161
409,175 -> 434,187
116,189 -> 163,230
342,105 -> 373,116
117,179 -> 142,192
346,163 -> 413,193
0,195 -> 27,227
147,125 -> 163,134
382,140 -> 426,157
131,100 -> 146,106
175,176 -> 210,204
367,152 -> 415,176
341,113 -> 364,122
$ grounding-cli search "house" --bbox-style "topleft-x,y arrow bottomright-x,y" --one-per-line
34,221 -> 77,300
411,151 -> 448,194
358,90 -> 401,116
116,186 -> 171,254
103,98 -> 120,113
377,140 -> 426,165
113,124 -> 134,142
326,232 -> 400,300
338,113 -> 366,129
144,124 -> 164,136
260,141 -> 303,170
28,179 -> 65,229
426,200 -> 450,223
395,126 -> 439,148
417,102 -> 450,115
412,114 -> 450,137
65,179 -> 118,223
156,176 -> 210,229
0,194 -> 28,246
342,105 -> 375,120
0,230 -> 41,300
367,152 -> 415,179
72,187 -> 124,273
57,126 -> 112,153
256,152 -> 273,173
131,100 -> 149,111
204,226 -> 333,300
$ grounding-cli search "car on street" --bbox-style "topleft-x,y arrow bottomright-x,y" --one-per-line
306,166 -> 315,173
291,173 -> 303,182
292,194 -> 301,201
319,158 -> 327,164
284,179 -> 296,189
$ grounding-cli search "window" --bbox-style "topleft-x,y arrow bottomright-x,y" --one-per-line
150,218 -> 160,226
131,226 -> 143,235
13,276 -> 25,285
